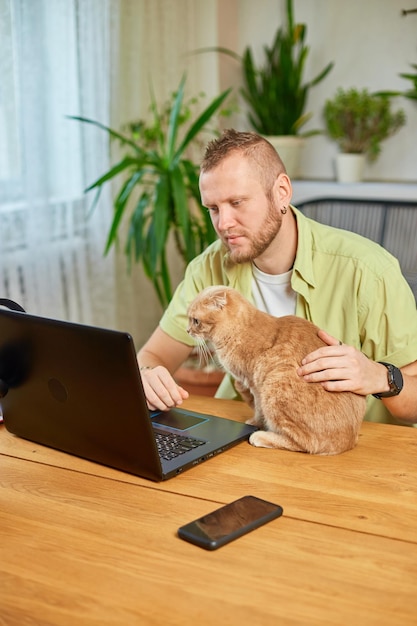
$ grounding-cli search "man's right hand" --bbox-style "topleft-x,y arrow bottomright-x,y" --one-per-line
140,365 -> 189,411
137,327 -> 194,410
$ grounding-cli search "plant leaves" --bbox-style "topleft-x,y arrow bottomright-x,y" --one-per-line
67,115 -> 142,154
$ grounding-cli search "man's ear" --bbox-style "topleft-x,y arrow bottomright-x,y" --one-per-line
275,172 -> 292,209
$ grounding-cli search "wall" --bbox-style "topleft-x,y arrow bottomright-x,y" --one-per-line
221,0 -> 417,182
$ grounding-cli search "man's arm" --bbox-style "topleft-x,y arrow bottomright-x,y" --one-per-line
137,327 -> 193,411
387,360 -> 417,422
297,330 -> 417,424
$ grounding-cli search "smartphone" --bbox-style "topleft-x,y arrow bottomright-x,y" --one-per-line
177,495 -> 283,550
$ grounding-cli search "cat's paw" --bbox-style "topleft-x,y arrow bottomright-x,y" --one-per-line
245,416 -> 260,426
249,430 -> 279,449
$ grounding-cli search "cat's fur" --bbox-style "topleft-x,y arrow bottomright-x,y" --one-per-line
187,286 -> 366,455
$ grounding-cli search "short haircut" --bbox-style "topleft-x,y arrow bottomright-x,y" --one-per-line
201,129 -> 286,194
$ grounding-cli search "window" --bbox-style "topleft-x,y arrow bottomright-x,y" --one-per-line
0,0 -> 116,324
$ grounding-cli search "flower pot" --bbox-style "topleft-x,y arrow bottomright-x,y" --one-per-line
264,135 -> 305,179
174,350 -> 224,397
174,364 -> 224,397
335,153 -> 365,183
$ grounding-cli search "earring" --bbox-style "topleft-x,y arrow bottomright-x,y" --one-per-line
281,206 -> 287,214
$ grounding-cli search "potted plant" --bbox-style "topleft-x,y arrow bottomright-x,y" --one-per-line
70,75 -> 231,310
70,76 -> 230,395
323,88 -> 406,182
196,0 -> 333,177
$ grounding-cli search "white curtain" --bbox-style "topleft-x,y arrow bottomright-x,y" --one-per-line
0,0 -> 118,327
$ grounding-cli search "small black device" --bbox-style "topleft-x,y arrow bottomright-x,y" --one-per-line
177,495 -> 283,550
372,362 -> 404,399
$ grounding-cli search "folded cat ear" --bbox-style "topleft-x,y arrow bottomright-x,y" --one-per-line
209,290 -> 228,310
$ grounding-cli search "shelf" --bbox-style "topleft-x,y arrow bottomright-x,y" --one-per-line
291,180 -> 417,206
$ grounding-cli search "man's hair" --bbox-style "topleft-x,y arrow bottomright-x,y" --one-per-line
201,129 -> 286,193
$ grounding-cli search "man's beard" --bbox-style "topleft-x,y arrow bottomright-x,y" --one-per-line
223,201 -> 282,264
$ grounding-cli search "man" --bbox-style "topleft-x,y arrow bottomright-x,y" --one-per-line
138,129 -> 417,425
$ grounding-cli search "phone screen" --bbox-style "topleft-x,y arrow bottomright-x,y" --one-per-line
178,495 -> 283,550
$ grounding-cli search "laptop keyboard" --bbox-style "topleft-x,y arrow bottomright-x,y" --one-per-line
155,430 -> 206,461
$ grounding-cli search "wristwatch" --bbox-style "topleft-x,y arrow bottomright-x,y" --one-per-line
372,362 -> 404,399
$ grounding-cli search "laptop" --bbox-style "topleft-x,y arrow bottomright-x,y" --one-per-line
0,307 -> 257,480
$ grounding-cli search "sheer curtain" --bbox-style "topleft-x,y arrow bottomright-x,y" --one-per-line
0,0 -> 118,327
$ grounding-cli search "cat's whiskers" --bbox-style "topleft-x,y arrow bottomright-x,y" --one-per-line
194,339 -> 219,371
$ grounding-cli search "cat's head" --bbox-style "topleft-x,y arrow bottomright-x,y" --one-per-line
187,286 -> 240,341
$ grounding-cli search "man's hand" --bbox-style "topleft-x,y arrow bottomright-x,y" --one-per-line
137,327 -> 193,411
297,329 -> 384,396
140,365 -> 189,411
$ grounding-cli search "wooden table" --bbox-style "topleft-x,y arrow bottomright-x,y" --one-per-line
1,396 -> 417,625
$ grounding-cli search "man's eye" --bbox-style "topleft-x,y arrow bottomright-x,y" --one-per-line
207,207 -> 218,213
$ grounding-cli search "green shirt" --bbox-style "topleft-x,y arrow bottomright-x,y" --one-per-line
160,207 -> 417,425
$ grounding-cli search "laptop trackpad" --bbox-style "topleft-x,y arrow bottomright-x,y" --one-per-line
151,409 -> 208,431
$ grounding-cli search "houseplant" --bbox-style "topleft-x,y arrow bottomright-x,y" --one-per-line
377,62 -> 417,102
70,76 -> 230,394
196,0 -> 333,177
323,88 -> 406,182
398,63 -> 417,101
70,75 -> 231,309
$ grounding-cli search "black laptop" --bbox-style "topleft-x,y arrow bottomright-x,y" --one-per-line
0,308 -> 256,480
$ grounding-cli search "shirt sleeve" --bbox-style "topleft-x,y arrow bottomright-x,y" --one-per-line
359,258 -> 417,368
159,241 -> 230,346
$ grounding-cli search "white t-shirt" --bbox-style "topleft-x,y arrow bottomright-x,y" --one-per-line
251,263 -> 297,318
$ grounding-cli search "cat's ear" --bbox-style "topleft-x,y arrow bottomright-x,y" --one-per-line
209,290 -> 228,310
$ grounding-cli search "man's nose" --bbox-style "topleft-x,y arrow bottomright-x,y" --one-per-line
216,206 -> 235,231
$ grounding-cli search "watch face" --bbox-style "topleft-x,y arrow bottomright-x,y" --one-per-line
373,362 -> 404,399
390,365 -> 403,392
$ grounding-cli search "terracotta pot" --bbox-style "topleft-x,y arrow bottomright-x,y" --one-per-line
174,364 -> 224,397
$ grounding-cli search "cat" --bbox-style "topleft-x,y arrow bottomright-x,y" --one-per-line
187,286 -> 366,455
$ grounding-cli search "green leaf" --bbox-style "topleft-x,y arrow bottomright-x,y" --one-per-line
85,156 -> 142,192
67,115 -> 142,154
125,192 -> 150,264
166,75 -> 186,161
148,175 -> 170,274
175,88 -> 231,157
104,170 -> 144,253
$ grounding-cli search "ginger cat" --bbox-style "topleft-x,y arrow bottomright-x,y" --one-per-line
187,286 -> 366,455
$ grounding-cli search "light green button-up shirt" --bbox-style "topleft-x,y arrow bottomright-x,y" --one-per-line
160,207 -> 417,424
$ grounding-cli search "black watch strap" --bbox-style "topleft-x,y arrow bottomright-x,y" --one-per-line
372,362 -> 403,399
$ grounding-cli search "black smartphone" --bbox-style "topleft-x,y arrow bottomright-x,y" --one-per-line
177,495 -> 283,550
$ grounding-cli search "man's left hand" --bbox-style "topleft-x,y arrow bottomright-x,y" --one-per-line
297,329 -> 382,396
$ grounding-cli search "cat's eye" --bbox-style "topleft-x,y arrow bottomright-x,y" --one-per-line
192,318 -> 200,326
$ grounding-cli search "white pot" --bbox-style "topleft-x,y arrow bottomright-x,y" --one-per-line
335,153 -> 365,183
263,135 -> 305,179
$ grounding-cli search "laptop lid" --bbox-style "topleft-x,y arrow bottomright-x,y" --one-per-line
0,309 -> 256,480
